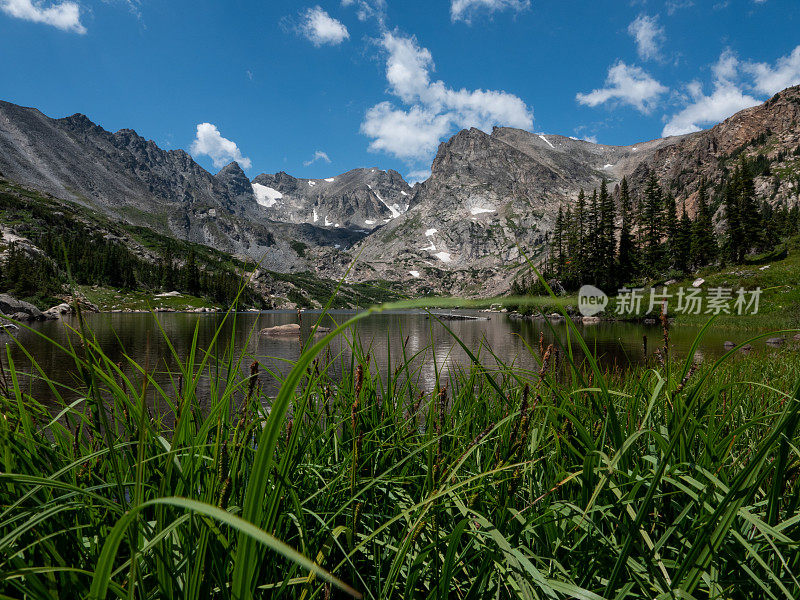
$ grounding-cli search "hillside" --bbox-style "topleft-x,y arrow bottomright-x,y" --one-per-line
0,178 -> 402,310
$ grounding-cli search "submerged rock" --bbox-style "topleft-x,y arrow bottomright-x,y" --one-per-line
43,303 -> 72,319
427,313 -> 488,321
260,323 -> 301,336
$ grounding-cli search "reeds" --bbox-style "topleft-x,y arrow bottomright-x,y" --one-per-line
0,303 -> 799,599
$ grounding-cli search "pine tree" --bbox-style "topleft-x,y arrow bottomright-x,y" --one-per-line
642,173 -> 664,274
691,178 -> 716,268
664,191 -> 678,269
563,206 -> 577,287
737,158 -> 761,254
616,177 -> 636,284
597,180 -> 616,287
723,177 -> 744,263
574,189 -> 587,283
675,200 -> 692,273
185,249 -> 200,296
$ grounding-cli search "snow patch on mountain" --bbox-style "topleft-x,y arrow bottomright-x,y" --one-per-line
434,252 -> 452,263
252,183 -> 282,208
372,188 -> 403,219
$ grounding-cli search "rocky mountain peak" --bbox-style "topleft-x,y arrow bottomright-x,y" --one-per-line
250,167 -> 412,232
216,161 -> 251,198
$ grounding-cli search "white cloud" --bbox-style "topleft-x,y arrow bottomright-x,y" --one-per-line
190,123 -> 252,170
576,61 -> 667,113
0,0 -> 85,33
341,0 -> 386,25
744,45 -> 800,95
362,103 -> 453,160
304,150 -> 332,166
450,0 -> 530,24
662,50 -> 760,136
362,32 -> 533,162
628,14 -> 664,61
300,6 -> 349,46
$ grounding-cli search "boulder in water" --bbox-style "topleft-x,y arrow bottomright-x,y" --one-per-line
0,294 -> 44,321
260,323 -> 301,336
43,303 -> 72,319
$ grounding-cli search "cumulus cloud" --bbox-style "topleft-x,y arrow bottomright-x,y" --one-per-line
362,103 -> 453,160
450,0 -> 530,24
0,0 -> 86,33
303,150 -> 332,166
662,50 -> 760,136
744,45 -> 800,95
576,61 -> 667,113
361,32 -> 533,162
190,123 -> 252,170
300,6 -> 349,46
628,14 -> 664,61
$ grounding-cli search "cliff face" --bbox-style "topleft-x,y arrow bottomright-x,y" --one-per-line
626,85 -> 800,214
347,127 -> 681,294
251,167 -> 412,232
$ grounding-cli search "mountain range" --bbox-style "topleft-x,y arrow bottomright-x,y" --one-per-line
1,85 -> 799,299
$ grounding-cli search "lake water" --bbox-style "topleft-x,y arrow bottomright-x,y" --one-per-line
0,310 -> 766,405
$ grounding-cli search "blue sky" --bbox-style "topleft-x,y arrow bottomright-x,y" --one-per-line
1,0 -> 799,182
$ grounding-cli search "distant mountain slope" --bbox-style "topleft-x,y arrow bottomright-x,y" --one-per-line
252,168 -> 412,232
347,87 -> 800,295
348,127 -> 682,294
2,87 -> 800,298
0,101 -> 367,271
624,85 -> 800,214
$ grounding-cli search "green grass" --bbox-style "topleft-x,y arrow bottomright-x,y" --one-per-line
75,285 -> 220,312
512,243 -> 800,330
1,294 -> 800,599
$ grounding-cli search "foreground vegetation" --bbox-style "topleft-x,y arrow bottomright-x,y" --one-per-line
1,300 -> 800,599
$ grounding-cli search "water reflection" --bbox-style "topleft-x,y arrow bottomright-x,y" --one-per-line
1,310 -> 756,405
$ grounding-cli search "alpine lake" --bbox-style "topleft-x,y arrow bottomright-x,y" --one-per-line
1,309 -> 773,407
